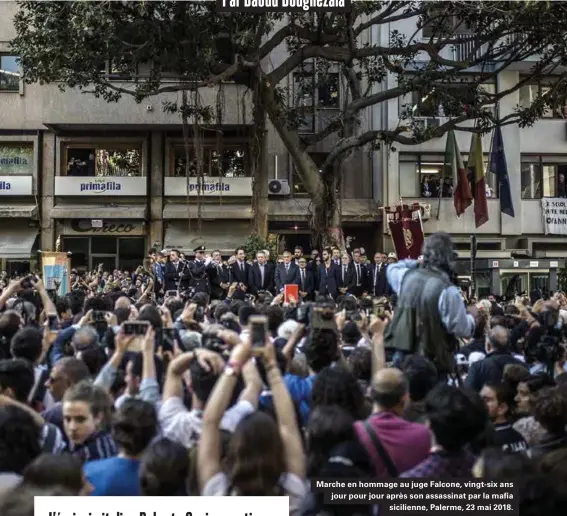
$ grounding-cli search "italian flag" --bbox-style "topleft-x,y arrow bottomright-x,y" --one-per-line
467,133 -> 489,228
445,130 -> 472,217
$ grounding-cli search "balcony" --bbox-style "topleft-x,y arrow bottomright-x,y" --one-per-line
54,176 -> 147,196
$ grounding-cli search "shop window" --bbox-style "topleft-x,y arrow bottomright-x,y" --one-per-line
169,145 -> 248,177
399,154 -> 499,199
91,236 -> 117,255
118,238 -> 145,271
0,55 -> 19,91
521,155 -> 567,199
0,144 -> 33,175
62,237 -> 89,269
64,145 -> 142,177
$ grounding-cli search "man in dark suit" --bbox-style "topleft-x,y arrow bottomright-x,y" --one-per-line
337,254 -> 355,296
248,250 -> 274,295
231,247 -> 250,290
368,252 -> 390,297
207,249 -> 228,300
163,249 -> 184,292
186,245 -> 210,296
350,249 -> 367,298
296,257 -> 315,301
319,247 -> 339,300
275,250 -> 300,293
292,246 -> 303,265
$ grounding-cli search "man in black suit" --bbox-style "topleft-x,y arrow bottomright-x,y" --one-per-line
350,249 -> 367,298
319,247 -> 339,300
248,250 -> 275,295
186,245 -> 210,296
292,246 -> 303,265
207,249 -> 229,300
163,249 -> 184,292
231,247 -> 250,290
368,252 -> 389,297
275,250 -> 300,293
296,257 -> 315,301
337,254 -> 355,296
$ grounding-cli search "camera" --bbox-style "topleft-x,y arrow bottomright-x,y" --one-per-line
311,302 -> 336,330
20,275 -> 34,290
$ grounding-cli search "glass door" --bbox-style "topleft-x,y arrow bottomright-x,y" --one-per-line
501,272 -> 529,298
530,273 -> 550,295
90,255 -> 117,272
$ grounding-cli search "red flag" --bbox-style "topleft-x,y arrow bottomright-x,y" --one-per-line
468,133 -> 489,228
386,203 -> 424,259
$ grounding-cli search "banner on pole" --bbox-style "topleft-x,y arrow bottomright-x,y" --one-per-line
41,252 -> 70,296
385,203 -> 424,260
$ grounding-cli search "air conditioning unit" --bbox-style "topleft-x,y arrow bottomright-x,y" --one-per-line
268,179 -> 290,196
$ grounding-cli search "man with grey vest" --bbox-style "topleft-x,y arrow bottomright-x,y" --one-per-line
384,232 -> 475,377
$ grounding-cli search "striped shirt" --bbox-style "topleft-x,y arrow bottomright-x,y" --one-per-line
67,431 -> 117,463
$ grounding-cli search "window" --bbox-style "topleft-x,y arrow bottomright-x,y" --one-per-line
293,65 -> 340,134
292,152 -> 328,195
403,81 -> 496,118
521,155 -> 567,199
64,145 -> 142,176
399,154 -> 499,199
169,145 -> 248,177
519,78 -> 566,119
0,55 -> 19,91
0,144 -> 33,175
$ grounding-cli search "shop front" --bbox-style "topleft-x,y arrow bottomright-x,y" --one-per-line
55,219 -> 147,271
455,258 -> 565,298
0,141 -> 40,274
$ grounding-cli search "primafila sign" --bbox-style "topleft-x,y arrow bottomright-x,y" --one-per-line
54,177 -> 147,196
0,176 -> 33,195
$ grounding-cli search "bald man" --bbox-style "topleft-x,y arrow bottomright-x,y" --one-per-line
465,325 -> 528,392
114,296 -> 132,310
353,368 -> 431,478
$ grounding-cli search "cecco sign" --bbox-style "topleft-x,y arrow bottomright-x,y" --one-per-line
165,177 -> 252,197
63,220 -> 145,235
0,176 -> 33,196
54,177 -> 147,196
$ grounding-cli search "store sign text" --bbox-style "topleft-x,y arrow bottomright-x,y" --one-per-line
0,145 -> 34,175
66,220 -> 144,235
55,176 -> 146,196
0,175 -> 33,196
165,177 -> 252,197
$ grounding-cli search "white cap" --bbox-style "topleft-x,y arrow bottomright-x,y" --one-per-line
388,252 -> 397,259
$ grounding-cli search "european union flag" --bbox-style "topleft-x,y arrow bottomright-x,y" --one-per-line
489,125 -> 515,217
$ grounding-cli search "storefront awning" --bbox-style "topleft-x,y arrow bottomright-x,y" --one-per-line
163,203 -> 252,220
164,220 -> 251,254
50,204 -> 147,219
0,204 -> 38,219
0,224 -> 38,259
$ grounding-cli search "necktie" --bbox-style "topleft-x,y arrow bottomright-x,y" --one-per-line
260,265 -> 264,286
374,266 -> 378,288
356,264 -> 360,285
343,267 -> 346,282
285,264 -> 289,273
301,269 -> 305,290
240,261 -> 244,273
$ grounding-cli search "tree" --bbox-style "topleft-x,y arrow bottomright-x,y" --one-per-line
12,0 -> 567,248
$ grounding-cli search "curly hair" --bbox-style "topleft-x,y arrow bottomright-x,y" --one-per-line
532,387 -> 567,436
112,399 -> 157,457
311,366 -> 368,420
0,405 -> 41,475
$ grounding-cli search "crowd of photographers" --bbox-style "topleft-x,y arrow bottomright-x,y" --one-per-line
0,233 -> 566,514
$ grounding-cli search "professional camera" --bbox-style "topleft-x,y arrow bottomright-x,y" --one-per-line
296,302 -> 313,326
201,325 -> 227,356
311,302 -> 337,330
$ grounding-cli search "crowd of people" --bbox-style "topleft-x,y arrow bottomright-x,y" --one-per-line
0,232 -> 567,515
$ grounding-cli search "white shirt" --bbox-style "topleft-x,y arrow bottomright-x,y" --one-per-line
158,396 -> 255,449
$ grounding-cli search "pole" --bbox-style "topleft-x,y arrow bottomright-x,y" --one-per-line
470,234 -> 477,300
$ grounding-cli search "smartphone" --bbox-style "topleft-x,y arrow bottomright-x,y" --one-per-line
373,299 -> 385,319
249,315 -> 268,348
166,290 -> 178,298
93,310 -> 107,323
47,314 -> 58,331
123,321 -> 150,336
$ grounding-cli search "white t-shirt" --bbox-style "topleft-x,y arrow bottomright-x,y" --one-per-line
202,472 -> 307,516
158,397 -> 255,449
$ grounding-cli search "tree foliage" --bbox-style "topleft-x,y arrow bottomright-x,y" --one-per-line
12,0 -> 567,246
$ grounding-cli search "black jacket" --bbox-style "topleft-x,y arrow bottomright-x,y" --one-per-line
248,262 -> 275,295
465,351 -> 528,392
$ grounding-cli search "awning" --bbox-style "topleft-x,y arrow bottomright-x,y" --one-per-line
51,204 -> 147,219
163,203 -> 252,220
164,220 -> 251,254
0,224 -> 38,259
268,199 -> 381,221
0,204 -> 38,219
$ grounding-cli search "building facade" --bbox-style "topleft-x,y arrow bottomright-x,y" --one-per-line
375,16 -> 567,296
0,2 -> 380,274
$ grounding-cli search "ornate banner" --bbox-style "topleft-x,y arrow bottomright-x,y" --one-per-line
385,203 -> 424,260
